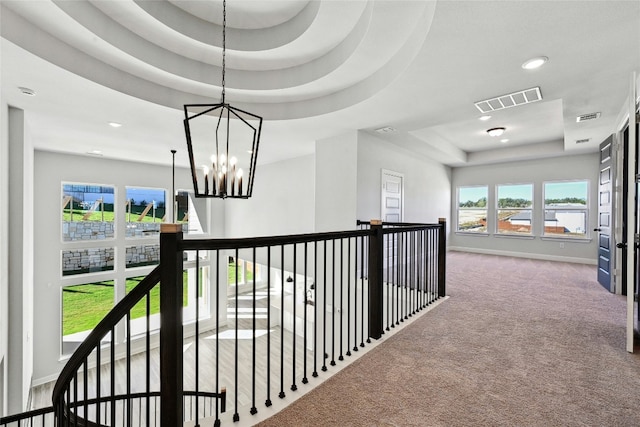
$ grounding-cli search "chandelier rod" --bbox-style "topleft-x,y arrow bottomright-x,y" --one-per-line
221,0 -> 226,105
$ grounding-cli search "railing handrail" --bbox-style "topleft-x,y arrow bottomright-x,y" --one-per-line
181,223 -> 442,253
52,265 -> 162,405
356,220 -> 442,227
181,228 -> 371,251
0,405 -> 54,424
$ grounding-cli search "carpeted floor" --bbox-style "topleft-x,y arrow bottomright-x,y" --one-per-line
255,251 -> 640,427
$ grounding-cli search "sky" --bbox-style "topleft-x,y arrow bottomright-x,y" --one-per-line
63,185 -> 166,204
459,181 -> 588,203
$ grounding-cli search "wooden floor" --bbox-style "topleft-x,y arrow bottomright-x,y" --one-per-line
30,280 -> 436,425
30,287 -> 316,424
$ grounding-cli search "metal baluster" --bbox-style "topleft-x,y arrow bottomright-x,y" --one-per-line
250,247 -> 258,414
109,326 -> 115,426
96,338 -> 101,425
404,231 -> 408,321
215,251 -> 221,427
322,241 -> 328,371
265,247 -> 272,407
347,237 -> 352,354
411,231 -> 416,316
126,312 -> 131,426
361,234 -> 366,347
386,233 -> 391,331
312,241 -> 318,378
73,372 -> 78,427
330,239 -> 336,366
195,253 -> 201,425
394,232 -> 399,327
360,237 -> 364,347
279,245 -> 286,398
352,236 -> 359,353
83,358 -> 88,426
291,244 -> 298,391
302,242 -> 309,384
145,288 -> 151,427
339,238 -> 344,360
233,248 -> 240,422
71,378 -> 76,427
431,228 -> 436,304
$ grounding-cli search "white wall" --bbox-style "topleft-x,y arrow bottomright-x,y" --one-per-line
315,132 -> 359,232
450,153 -> 599,264
32,151 -> 198,384
356,131 -> 451,224
225,154 -> 315,238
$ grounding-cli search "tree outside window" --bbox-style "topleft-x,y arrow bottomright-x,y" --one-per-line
496,184 -> 533,235
543,180 -> 588,238
457,186 -> 488,232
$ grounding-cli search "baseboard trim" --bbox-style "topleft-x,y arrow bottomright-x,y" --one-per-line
448,246 -> 597,265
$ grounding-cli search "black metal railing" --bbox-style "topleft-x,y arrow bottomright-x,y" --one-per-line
16,219 -> 445,427
50,264 -> 226,427
0,406 -> 55,427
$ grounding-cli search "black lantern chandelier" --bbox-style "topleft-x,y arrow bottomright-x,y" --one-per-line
183,0 -> 263,199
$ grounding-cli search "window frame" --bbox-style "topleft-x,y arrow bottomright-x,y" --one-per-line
495,183 -> 534,237
542,179 -> 590,240
456,185 -> 489,234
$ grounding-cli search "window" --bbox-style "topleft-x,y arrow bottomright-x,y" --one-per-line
176,190 -> 206,234
125,187 -> 166,238
62,183 -> 115,241
543,180 -> 588,238
457,186 -> 488,232
496,184 -> 533,235
62,280 -> 114,354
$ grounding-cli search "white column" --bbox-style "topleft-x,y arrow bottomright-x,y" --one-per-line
7,106 -> 34,413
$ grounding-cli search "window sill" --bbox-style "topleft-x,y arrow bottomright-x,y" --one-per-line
494,233 -> 535,240
540,236 -> 592,243
455,231 -> 489,237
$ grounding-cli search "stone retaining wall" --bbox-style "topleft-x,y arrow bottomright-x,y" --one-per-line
62,247 -> 115,276
63,221 -> 115,242
126,244 -> 160,268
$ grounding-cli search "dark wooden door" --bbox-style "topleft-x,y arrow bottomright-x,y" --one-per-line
596,135 -> 614,291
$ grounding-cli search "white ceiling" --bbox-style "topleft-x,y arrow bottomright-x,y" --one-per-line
1,0 -> 639,169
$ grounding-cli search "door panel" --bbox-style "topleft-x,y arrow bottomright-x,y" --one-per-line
597,136 -> 614,291
382,172 -> 403,222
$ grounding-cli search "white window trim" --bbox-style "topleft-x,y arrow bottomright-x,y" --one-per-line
542,179 -> 590,240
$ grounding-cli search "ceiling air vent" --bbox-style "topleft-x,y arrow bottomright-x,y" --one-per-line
575,138 -> 591,144
474,87 -> 542,113
576,112 -> 600,122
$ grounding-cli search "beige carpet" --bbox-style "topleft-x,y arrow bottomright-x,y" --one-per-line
255,251 -> 640,427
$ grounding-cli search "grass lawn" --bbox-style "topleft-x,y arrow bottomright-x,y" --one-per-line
63,273 -> 190,336
63,209 -> 165,223
63,264 -> 241,336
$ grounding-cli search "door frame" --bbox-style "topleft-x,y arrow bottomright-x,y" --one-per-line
381,169 -> 404,223
623,72 -> 638,352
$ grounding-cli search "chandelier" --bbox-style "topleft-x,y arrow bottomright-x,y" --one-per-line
183,0 -> 263,199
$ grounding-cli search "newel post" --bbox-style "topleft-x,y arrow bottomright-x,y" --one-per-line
368,219 -> 384,339
438,218 -> 447,298
160,224 -> 184,427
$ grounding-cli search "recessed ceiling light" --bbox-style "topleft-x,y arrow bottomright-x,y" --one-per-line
479,115 -> 492,121
500,139 -> 509,143
487,127 -> 506,137
375,126 -> 396,134
522,56 -> 548,70
87,150 -> 103,156
18,86 -> 36,96
108,122 -> 122,128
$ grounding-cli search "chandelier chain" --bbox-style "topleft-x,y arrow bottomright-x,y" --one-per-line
221,0 -> 226,104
